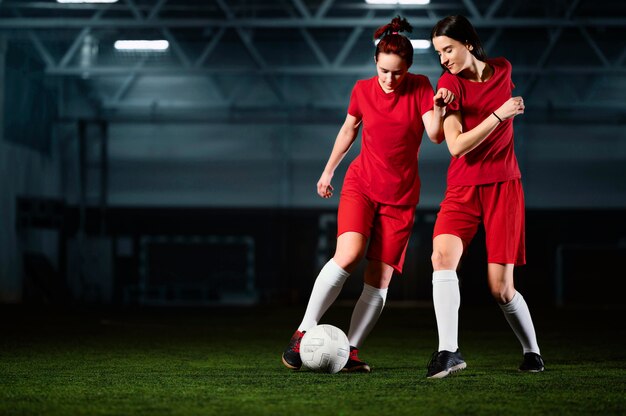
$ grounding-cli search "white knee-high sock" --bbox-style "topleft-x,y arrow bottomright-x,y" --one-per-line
500,291 -> 540,355
432,270 -> 460,352
298,259 -> 350,332
348,284 -> 388,348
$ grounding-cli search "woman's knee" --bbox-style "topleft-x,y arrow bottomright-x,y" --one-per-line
333,232 -> 367,272
487,263 -> 516,304
333,250 -> 363,272
364,261 -> 394,289
431,235 -> 463,270
489,283 -> 515,304
431,248 -> 460,270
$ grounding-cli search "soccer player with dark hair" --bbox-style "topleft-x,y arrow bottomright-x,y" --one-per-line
426,15 -> 545,378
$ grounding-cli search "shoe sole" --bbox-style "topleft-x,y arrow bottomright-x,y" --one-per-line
427,362 -> 467,379
281,354 -> 301,370
341,364 -> 371,373
519,368 -> 544,372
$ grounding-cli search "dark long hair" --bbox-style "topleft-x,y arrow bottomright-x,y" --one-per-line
374,16 -> 414,67
431,15 -> 487,70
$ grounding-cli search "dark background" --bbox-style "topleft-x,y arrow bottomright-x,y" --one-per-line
1,0 -> 624,309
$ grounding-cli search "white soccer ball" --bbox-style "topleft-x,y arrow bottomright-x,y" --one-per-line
300,324 -> 350,374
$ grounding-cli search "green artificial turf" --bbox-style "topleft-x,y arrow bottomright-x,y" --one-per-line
1,304 -> 624,415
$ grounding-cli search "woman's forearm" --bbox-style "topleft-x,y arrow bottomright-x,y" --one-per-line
447,112 -> 501,157
425,106 -> 446,144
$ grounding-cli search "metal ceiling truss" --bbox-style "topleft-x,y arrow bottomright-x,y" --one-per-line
0,0 -> 624,117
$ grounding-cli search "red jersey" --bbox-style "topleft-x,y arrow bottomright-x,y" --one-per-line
437,57 -> 521,186
345,73 -> 434,205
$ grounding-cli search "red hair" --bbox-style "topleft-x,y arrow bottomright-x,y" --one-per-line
374,16 -> 414,67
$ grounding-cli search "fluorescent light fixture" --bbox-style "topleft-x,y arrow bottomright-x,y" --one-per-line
374,39 -> 431,50
114,40 -> 169,51
410,39 -> 431,49
57,0 -> 118,3
365,0 -> 430,5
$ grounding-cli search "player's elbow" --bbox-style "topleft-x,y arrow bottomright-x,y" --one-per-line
339,128 -> 356,143
426,129 -> 445,144
343,130 -> 358,146
448,144 -> 464,158
447,135 -> 467,157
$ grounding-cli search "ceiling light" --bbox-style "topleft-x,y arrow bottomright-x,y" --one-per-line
114,40 -> 169,51
365,0 -> 430,5
374,39 -> 431,50
57,0 -> 119,3
410,39 -> 431,49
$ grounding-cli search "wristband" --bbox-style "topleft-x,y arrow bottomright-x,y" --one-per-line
492,112 -> 502,123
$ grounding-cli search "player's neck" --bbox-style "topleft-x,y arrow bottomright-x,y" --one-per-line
461,60 -> 492,83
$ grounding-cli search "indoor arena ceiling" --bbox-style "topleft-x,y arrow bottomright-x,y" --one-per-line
0,0 -> 624,122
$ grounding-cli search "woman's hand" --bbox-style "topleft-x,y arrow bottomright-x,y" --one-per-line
434,88 -> 455,108
495,96 -> 525,120
317,171 -> 334,198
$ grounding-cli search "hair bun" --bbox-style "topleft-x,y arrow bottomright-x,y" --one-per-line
391,16 -> 412,34
374,16 -> 413,40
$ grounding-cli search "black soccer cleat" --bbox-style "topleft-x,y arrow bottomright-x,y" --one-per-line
281,330 -> 305,370
342,346 -> 371,373
426,349 -> 467,379
519,352 -> 545,372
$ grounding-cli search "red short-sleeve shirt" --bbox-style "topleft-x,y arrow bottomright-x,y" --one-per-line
345,73 -> 434,205
437,57 -> 521,186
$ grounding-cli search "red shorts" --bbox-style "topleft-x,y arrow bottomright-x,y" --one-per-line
337,187 -> 416,274
433,179 -> 526,266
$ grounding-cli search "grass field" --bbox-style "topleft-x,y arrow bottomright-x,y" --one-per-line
1,304 -> 624,415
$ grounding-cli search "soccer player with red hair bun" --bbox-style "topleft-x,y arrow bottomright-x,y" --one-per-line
282,16 -> 455,373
